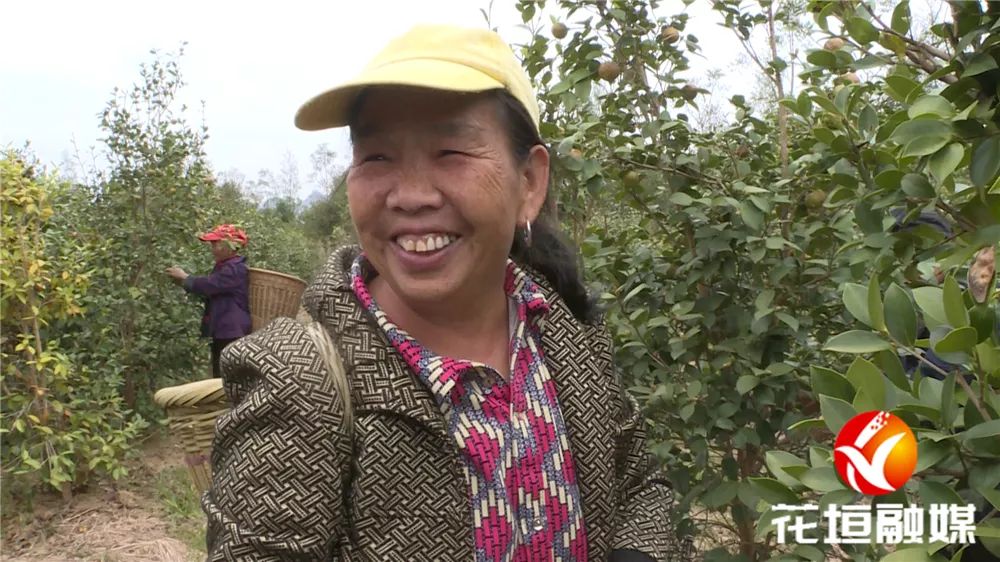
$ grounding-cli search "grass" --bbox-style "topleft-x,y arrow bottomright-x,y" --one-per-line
150,465 -> 206,555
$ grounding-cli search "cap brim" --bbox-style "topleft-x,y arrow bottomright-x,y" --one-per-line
294,58 -> 505,131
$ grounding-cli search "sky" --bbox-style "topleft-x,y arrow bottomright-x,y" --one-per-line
2,1 -> 779,197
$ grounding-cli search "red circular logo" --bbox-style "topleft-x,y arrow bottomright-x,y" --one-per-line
833,411 -> 917,496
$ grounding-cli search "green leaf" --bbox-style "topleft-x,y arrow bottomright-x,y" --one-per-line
875,168 -> 904,190
971,304 -> 995,342
846,357 -> 887,410
963,419 -> 1000,441
843,283 -> 871,326
825,330 -> 892,353
811,366 -> 856,402
884,284 -> 917,345
623,283 -> 648,304
776,312 -> 799,331
796,91 -> 813,117
891,2 -> 911,34
979,485 -> 1000,510
855,198 -> 883,234
858,104 -> 878,138
793,545 -> 825,562
846,17 -> 878,44
901,173 -> 935,198
885,75 -> 920,102
881,548 -> 933,562
820,394 -> 857,433
878,32 -> 907,56
809,446 -> 832,468
928,143 -> 965,185
820,489 -> 858,511
916,439 -> 953,472
765,450 -> 808,485
748,477 -> 800,505
736,374 -> 759,395
944,276 -> 970,327
801,466 -> 847,492
701,480 -> 739,508
934,326 -> 979,353
971,136 -> 1000,188
890,119 -> 951,147
920,480 -> 964,506
875,350 -> 910,390
913,287 -> 948,326
807,49 -> 838,68
903,135 -> 952,158
908,95 -> 954,119
788,418 -> 827,432
868,276 -> 886,332
739,200 -> 764,231
964,53 -> 999,77
755,289 -> 775,311
669,192 -> 694,206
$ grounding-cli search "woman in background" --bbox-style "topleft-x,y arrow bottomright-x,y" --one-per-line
166,224 -> 251,378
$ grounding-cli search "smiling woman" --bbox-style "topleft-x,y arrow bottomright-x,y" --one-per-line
202,24 -> 693,562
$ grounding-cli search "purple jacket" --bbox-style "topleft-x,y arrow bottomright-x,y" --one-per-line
183,256 -> 251,340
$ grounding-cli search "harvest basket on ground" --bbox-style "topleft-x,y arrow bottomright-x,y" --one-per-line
154,267 -> 307,492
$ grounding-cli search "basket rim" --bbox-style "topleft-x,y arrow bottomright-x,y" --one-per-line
248,267 -> 307,286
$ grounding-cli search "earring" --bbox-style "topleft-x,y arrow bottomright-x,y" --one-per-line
523,220 -> 532,248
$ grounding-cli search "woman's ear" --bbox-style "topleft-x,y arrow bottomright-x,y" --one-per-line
520,144 -> 550,223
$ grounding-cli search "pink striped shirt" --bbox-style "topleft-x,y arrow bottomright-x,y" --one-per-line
351,255 -> 588,561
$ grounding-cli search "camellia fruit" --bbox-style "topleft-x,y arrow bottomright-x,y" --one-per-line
598,61 -> 622,82
824,37 -> 845,51
552,22 -> 568,39
681,84 -> 699,101
805,189 -> 827,209
841,72 -> 860,84
623,171 -> 641,187
661,26 -> 680,44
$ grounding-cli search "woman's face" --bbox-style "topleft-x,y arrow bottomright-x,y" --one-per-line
210,240 -> 235,261
346,87 -> 548,311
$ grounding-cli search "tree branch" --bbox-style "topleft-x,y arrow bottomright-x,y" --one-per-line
904,345 -> 992,422
905,47 -> 958,84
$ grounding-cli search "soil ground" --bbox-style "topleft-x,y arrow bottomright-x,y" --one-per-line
1,432 -> 206,562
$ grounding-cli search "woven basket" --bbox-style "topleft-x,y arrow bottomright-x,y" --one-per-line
153,378 -> 229,493
249,268 -> 307,332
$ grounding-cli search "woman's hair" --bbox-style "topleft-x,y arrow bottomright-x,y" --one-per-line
487,90 -> 597,324
347,89 -> 597,323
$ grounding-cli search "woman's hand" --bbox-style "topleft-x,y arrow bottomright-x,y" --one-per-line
165,266 -> 189,284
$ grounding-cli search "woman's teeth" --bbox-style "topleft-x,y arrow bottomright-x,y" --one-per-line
396,234 -> 457,253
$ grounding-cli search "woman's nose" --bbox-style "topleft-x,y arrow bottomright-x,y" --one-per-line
385,161 -> 444,212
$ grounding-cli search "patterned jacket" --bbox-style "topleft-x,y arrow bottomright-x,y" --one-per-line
203,246 -> 692,561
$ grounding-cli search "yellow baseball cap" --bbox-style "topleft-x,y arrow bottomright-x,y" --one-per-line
293,24 -> 540,133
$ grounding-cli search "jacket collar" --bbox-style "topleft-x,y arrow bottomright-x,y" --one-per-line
301,245 -> 611,443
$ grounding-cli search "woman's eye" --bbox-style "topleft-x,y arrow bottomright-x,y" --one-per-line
439,149 -> 465,157
362,154 -> 387,163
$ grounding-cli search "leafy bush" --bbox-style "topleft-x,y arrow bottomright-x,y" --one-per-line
515,0 -> 999,559
1,152 -> 147,502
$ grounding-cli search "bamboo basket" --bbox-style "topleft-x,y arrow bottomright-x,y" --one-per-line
248,268 -> 308,332
153,378 -> 229,493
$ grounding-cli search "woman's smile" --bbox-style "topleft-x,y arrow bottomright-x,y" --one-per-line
390,232 -> 463,273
